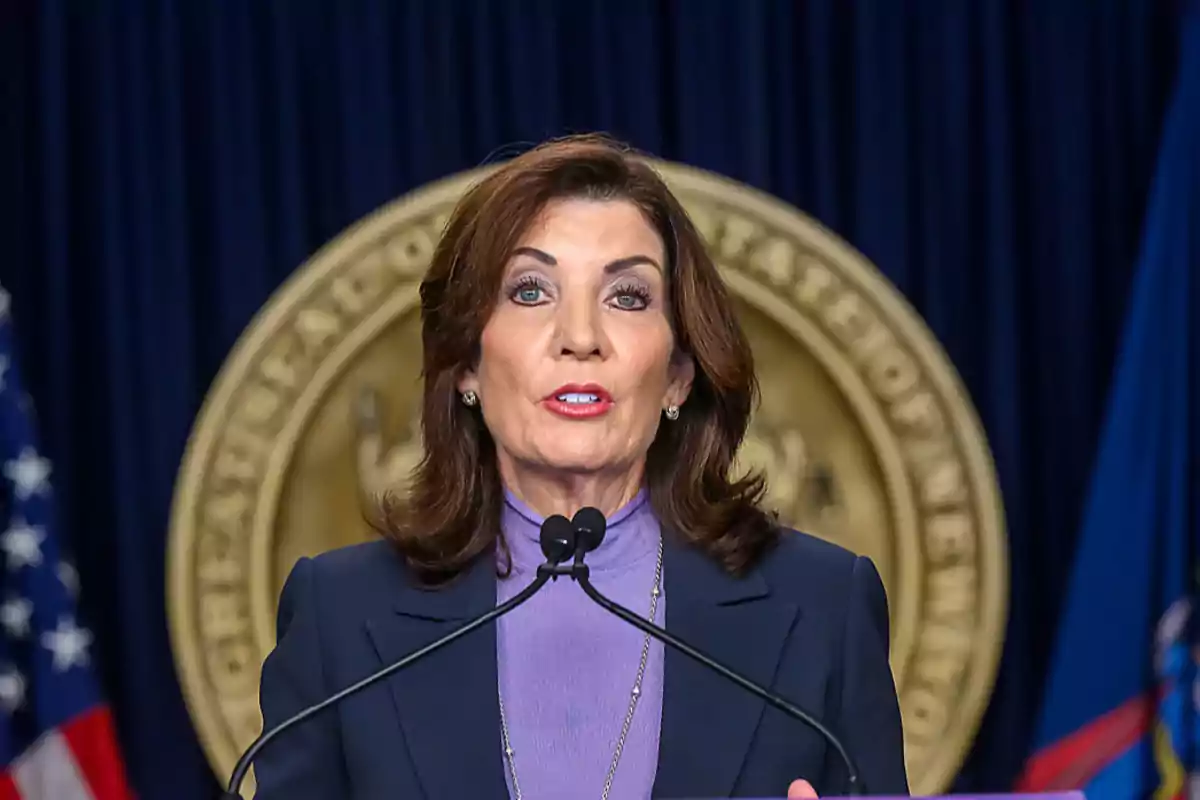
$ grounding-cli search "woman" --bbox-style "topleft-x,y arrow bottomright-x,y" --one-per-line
255,134 -> 909,799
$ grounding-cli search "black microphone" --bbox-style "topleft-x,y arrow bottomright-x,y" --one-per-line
566,506 -> 866,796
221,515 -> 578,798
572,505 -> 606,555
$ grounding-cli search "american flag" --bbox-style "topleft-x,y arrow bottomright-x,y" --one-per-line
0,286 -> 134,799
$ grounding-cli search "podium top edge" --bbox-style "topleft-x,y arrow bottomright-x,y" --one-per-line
671,795 -> 1086,800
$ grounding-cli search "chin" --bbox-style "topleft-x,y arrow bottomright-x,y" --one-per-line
535,442 -> 615,474
541,453 -> 612,474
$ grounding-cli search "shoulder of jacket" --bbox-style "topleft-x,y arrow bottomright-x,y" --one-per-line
756,527 -> 862,598
301,538 -> 417,594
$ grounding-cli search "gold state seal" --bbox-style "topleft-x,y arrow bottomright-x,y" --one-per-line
167,160 -> 1008,796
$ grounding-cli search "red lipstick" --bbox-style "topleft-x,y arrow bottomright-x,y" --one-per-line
542,384 -> 614,419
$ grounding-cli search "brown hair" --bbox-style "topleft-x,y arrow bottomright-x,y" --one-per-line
375,133 -> 780,583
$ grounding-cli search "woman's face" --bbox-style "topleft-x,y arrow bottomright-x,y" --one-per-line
459,197 -> 694,484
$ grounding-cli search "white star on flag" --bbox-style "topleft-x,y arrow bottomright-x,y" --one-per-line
57,560 -> 80,597
0,282 -> 137,791
0,595 -> 33,638
3,447 -> 52,500
1,519 -> 45,570
0,665 -> 25,713
40,616 -> 93,673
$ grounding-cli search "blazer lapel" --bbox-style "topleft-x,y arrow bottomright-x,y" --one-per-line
364,555 -> 508,800
653,536 -> 800,799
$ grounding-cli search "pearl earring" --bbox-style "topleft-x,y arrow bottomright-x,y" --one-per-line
461,390 -> 478,407
664,404 -> 680,421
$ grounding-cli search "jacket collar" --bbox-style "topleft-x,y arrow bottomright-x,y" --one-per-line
369,533 -> 798,799
652,532 -> 799,798
367,552 -> 507,799
389,549 -> 498,621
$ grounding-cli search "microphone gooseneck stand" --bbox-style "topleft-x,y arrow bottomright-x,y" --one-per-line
565,507 -> 866,796
222,514 -> 581,799
222,507 -> 866,797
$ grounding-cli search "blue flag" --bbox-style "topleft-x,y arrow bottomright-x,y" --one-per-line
1017,6 -> 1200,797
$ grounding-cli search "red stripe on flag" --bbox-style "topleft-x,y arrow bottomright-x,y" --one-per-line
59,706 -> 134,799
0,772 -> 21,800
1017,691 -> 1157,790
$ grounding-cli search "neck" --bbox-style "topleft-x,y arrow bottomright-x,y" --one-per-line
499,459 -> 645,520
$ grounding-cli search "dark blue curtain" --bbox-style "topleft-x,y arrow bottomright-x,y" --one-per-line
0,2 -> 1185,798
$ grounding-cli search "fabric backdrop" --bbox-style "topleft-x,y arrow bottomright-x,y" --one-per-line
0,1 -> 1187,798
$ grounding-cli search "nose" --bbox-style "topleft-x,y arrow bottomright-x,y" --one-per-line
554,295 -> 609,360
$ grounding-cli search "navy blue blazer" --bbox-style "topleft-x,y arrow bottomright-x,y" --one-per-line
254,530 -> 909,798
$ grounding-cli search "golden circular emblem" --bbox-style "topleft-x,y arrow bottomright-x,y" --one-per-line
167,159 -> 1007,796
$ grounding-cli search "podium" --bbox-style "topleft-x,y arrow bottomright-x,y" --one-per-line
738,797 -> 1086,800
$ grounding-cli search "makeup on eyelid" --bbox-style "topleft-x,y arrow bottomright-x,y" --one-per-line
503,272 -> 656,310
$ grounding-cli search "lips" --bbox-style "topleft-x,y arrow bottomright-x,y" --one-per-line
542,384 -> 614,419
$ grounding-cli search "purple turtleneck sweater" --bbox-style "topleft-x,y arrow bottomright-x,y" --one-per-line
496,489 -> 666,799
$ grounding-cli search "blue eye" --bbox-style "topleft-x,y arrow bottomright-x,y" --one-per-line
510,276 -> 548,305
610,284 -> 652,310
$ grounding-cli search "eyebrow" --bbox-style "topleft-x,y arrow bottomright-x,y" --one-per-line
512,246 -> 662,274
